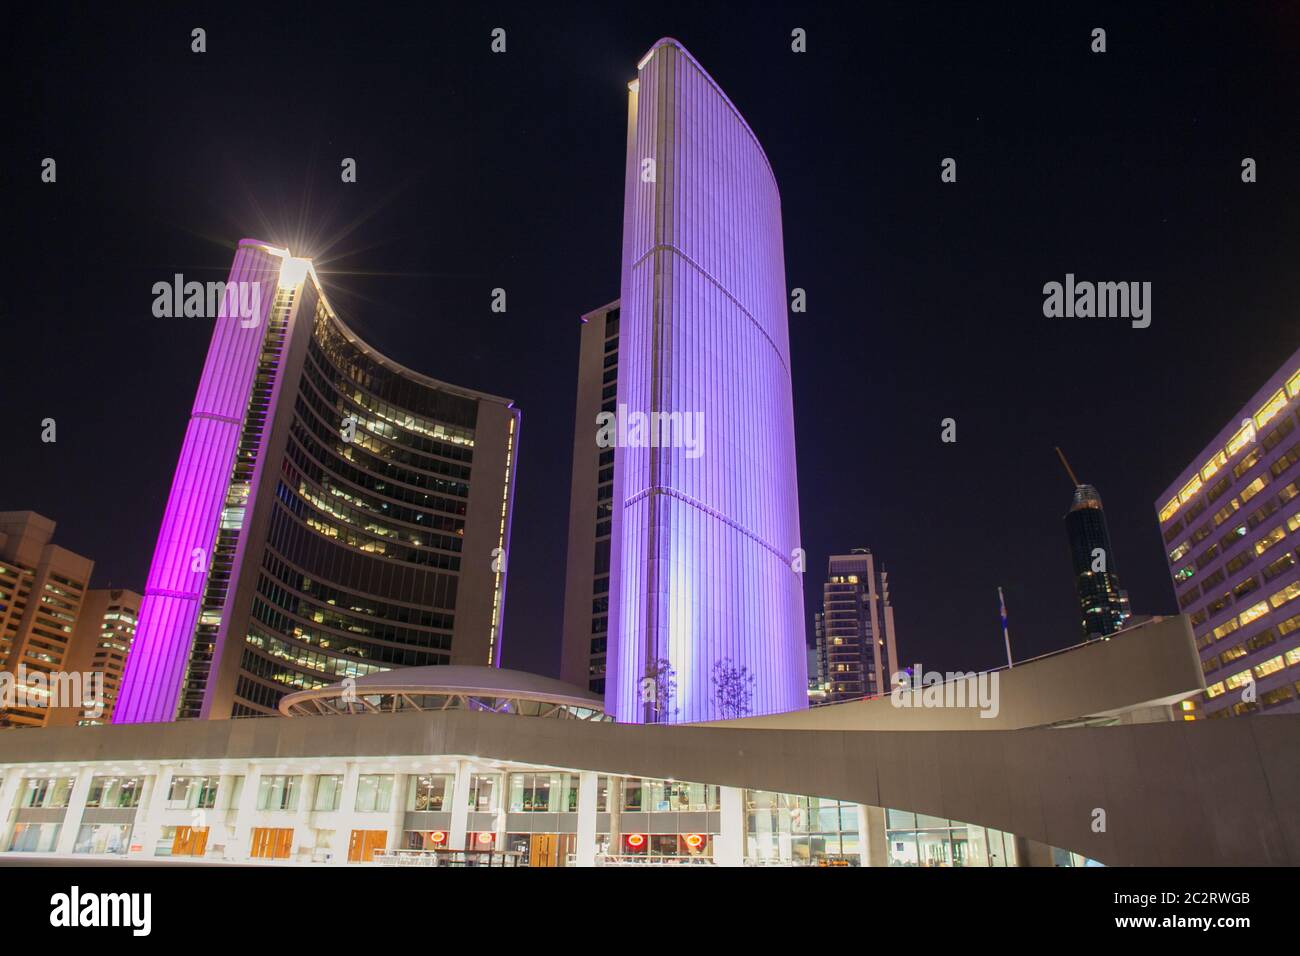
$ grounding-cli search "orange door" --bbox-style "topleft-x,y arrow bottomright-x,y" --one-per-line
172,826 -> 210,857
530,834 -> 559,867
348,829 -> 388,862
251,827 -> 293,859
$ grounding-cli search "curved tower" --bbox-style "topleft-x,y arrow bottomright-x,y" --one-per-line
606,39 -> 806,723
116,240 -> 518,722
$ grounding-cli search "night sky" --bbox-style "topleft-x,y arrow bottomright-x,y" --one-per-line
8,2 -> 1299,680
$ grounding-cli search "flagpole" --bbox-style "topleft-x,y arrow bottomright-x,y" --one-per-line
998,587 -> 1014,668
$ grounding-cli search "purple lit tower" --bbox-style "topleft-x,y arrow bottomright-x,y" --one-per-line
606,40 -> 807,723
117,241 -> 519,722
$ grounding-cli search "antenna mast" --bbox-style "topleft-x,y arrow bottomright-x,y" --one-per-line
1055,446 -> 1081,488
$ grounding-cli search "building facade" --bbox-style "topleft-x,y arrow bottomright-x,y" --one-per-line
1,613 -> 1288,867
46,589 -> 141,727
115,241 -> 520,723
1155,347 -> 1300,718
606,39 -> 807,723
819,551 -> 900,703
560,300 -> 621,694
1064,483 -> 1132,639
0,512 -> 96,729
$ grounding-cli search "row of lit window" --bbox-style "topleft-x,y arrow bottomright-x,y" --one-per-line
1161,369 -> 1300,524
1204,646 -> 1300,699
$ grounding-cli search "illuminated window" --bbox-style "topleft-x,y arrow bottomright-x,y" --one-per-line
1254,389 -> 1287,429
1240,476 -> 1269,504
1224,669 -> 1253,691
1205,681 -> 1225,698
1269,580 -> 1300,610
1227,422 -> 1256,458
1179,475 -> 1203,504
1238,600 -> 1270,627
1212,619 -> 1240,642
1201,450 -> 1228,482
1254,525 -> 1286,555
1287,368 -> 1300,399
1253,655 -> 1285,679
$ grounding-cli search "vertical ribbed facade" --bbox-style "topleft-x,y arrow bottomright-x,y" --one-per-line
606,39 -> 806,723
115,244 -> 280,723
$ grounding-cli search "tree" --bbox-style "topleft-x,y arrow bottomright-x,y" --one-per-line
711,658 -> 756,719
641,658 -> 678,722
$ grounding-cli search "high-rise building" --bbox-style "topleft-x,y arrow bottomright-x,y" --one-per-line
807,617 -> 829,702
47,588 -> 141,727
0,512 -> 95,728
819,551 -> 899,703
115,240 -> 519,723
1155,347 -> 1300,718
1057,451 -> 1132,639
605,39 -> 807,723
560,300 -> 620,693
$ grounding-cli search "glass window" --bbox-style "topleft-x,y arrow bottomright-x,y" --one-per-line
74,823 -> 132,855
355,774 -> 394,813
85,776 -> 144,809
166,775 -> 219,809
314,775 -> 343,811
256,775 -> 300,811
20,777 -> 74,809
7,823 -> 62,853
466,774 -> 500,812
407,774 -> 452,811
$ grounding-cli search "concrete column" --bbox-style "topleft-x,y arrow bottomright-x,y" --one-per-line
334,762 -> 362,864
575,771 -> 598,867
228,764 -> 261,861
292,774 -> 315,862
0,771 -> 26,850
387,773 -> 406,855
860,804 -> 888,867
54,766 -> 97,854
130,766 -> 174,858
607,776 -> 621,861
493,782 -> 508,860
214,773 -> 237,853
715,786 -> 745,867
448,760 -> 471,853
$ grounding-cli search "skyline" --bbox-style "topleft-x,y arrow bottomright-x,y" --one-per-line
7,2 -> 1300,681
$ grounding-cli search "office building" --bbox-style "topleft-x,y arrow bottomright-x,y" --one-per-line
606,39 -> 807,723
560,300 -> 621,693
0,512 -> 95,729
115,241 -> 520,723
819,551 -> 899,703
1155,347 -> 1300,718
47,589 -> 141,727
1063,486 -> 1132,639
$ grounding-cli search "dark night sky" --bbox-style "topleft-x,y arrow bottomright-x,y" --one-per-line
7,2 -> 1299,679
